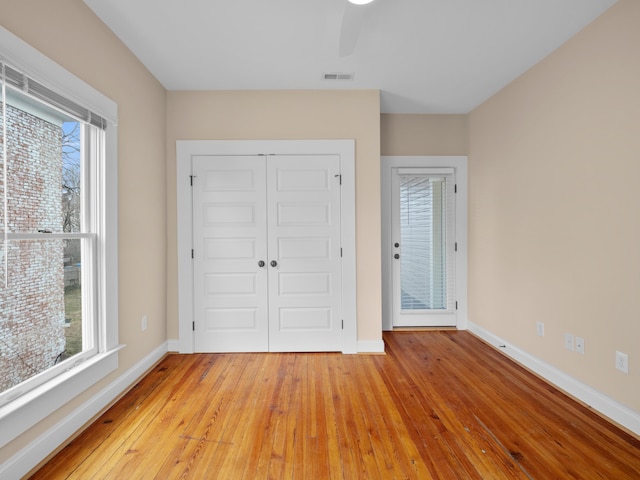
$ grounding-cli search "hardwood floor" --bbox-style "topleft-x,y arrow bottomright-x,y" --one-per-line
31,331 -> 640,479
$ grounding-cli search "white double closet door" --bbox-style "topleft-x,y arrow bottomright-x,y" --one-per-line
192,154 -> 343,352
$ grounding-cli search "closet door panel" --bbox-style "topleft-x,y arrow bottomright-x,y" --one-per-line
267,155 -> 343,352
192,156 -> 269,352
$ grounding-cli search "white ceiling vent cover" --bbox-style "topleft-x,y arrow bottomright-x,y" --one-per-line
323,72 -> 355,81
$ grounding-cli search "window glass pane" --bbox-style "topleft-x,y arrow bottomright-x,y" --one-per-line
0,238 -> 89,394
63,239 -> 85,357
1,88 -> 80,234
1,85 -> 5,241
62,121 -> 82,233
400,175 -> 447,311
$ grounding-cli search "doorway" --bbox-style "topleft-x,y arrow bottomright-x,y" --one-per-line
381,156 -> 468,331
177,140 -> 357,353
192,154 -> 342,352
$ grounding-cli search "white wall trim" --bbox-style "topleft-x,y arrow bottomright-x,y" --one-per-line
467,321 -> 640,437
176,139 -> 357,354
381,156 -> 468,331
358,340 -> 385,354
0,342 -> 169,480
0,346 -> 123,450
167,339 -> 180,352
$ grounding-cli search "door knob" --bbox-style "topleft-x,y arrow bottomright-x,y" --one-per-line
270,260 -> 278,267
258,260 -> 265,268
394,254 -> 400,259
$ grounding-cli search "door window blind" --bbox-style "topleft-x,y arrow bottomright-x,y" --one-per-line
398,172 -> 456,312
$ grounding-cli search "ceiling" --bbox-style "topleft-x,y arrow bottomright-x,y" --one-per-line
83,0 -> 617,114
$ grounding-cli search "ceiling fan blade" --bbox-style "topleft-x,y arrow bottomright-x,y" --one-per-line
339,3 -> 366,57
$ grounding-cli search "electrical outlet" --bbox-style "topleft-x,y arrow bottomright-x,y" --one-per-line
141,314 -> 148,331
575,336 -> 585,354
564,333 -> 574,351
536,322 -> 545,337
616,351 -> 629,374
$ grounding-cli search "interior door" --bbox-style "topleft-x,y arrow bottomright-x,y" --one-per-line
192,154 -> 342,352
192,156 -> 269,352
391,168 -> 457,327
267,155 -> 343,352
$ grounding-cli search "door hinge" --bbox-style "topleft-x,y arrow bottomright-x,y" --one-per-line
454,184 -> 457,193
455,301 -> 458,310
192,321 -> 195,331
190,175 -> 196,186
191,249 -> 194,259
340,247 -> 343,258
335,174 -> 342,185
455,242 -> 458,252
342,319 -> 344,330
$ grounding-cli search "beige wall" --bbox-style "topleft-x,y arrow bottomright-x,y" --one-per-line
0,0 -> 167,459
468,0 -> 640,413
381,114 -> 468,156
166,90 -> 382,343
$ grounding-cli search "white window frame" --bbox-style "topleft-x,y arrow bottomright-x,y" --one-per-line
0,27 -> 121,449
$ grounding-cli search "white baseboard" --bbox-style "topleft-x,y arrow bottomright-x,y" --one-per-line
358,339 -> 385,354
467,321 -> 640,437
1,342 -> 169,480
167,339 -> 180,352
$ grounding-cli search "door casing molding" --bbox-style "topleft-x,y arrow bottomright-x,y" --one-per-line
381,156 -> 468,331
177,140 -> 357,353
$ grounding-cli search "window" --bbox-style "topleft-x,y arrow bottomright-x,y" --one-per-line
399,174 -> 450,310
0,76 -> 100,404
0,27 -> 119,447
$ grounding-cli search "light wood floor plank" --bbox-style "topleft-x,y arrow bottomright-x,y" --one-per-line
382,333 -> 531,478
30,331 -> 640,479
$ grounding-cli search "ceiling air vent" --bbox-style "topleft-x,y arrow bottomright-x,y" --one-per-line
323,72 -> 354,81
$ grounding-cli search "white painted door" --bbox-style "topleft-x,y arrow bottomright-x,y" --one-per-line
192,154 -> 342,352
391,168 -> 457,327
267,155 -> 343,351
192,156 -> 269,352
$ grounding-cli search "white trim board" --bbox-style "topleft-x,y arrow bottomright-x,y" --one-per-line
468,321 -> 640,437
381,156 -> 468,332
0,342 -> 169,480
357,340 -> 385,354
176,140 -> 357,354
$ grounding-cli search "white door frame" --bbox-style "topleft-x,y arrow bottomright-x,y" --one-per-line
177,140 -> 357,353
381,156 -> 468,331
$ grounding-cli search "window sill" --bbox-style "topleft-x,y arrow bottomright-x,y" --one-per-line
0,345 -> 125,449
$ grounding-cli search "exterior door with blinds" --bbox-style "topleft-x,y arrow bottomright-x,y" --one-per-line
391,168 -> 457,327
